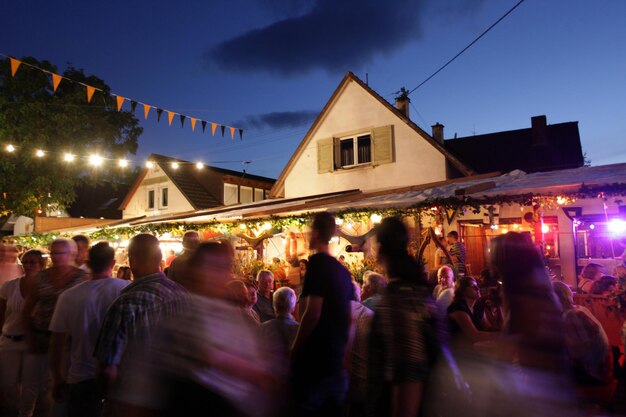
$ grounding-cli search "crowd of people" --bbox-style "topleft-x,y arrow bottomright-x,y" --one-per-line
0,214 -> 623,416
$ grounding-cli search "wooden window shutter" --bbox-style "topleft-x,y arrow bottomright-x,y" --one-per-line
372,125 -> 394,165
333,137 -> 341,169
317,138 -> 334,173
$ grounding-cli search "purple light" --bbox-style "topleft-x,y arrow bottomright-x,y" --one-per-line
608,219 -> 626,235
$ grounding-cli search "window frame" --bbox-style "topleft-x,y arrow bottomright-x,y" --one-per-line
338,133 -> 372,169
160,187 -> 169,209
223,183 -> 239,206
240,186 -> 253,204
147,188 -> 155,210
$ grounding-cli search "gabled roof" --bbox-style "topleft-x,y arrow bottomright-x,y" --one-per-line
444,120 -> 584,174
119,154 -> 276,210
269,72 -> 475,198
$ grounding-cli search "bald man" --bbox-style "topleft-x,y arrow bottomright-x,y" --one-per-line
94,234 -> 188,400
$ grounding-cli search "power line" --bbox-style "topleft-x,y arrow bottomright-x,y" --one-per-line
408,0 -> 526,95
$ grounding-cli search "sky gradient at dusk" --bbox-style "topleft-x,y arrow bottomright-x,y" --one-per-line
3,0 -> 625,179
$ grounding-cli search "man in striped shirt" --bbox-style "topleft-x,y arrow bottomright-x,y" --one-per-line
447,231 -> 466,276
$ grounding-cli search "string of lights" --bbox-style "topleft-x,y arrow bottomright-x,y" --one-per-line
2,142 -> 220,171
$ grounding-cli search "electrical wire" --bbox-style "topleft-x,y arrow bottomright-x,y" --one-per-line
408,0 -> 526,95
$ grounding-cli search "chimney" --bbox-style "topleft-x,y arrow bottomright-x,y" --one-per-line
531,115 -> 548,146
431,122 -> 444,144
394,87 -> 410,119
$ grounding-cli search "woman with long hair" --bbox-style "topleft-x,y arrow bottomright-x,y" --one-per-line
478,232 -> 576,416
447,276 -> 497,348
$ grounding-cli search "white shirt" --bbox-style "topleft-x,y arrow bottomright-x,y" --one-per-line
49,277 -> 129,383
0,278 -> 26,351
436,287 -> 455,312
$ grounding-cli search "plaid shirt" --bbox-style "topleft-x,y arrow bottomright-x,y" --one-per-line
94,272 -> 187,366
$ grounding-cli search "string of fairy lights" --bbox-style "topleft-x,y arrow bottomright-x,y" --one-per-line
2,143 -> 211,170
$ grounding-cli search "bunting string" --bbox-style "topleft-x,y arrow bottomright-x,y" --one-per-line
1,53 -> 244,140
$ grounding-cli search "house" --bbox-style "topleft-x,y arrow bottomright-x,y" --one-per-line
270,72 -> 474,199
120,154 -> 275,219
443,115 -> 584,174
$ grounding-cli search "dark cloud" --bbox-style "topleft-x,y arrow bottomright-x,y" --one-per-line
234,110 -> 319,130
208,0 -> 427,75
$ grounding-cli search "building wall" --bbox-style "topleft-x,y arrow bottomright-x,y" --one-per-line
283,80 -> 448,198
123,164 -> 194,219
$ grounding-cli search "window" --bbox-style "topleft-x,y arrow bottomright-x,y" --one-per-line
224,183 -> 238,205
240,186 -> 253,204
147,189 -> 155,209
161,188 -> 169,208
339,134 -> 371,167
254,188 -> 264,202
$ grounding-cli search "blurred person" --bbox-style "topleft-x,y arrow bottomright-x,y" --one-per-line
94,233 -> 187,404
447,277 -> 497,348
367,217 -> 439,417
291,212 -> 353,417
116,265 -> 132,281
113,241 -> 279,417
49,242 -> 130,417
259,286 -> 299,361
272,258 -> 287,282
589,275 -> 618,295
226,280 -> 260,325
446,231 -> 466,276
347,281 -> 373,417
482,232 -> 576,416
474,286 -> 504,331
0,250 -> 45,416
164,249 -> 177,268
167,230 -> 200,282
71,235 -> 90,272
298,259 -> 308,282
478,268 -> 499,288
253,270 -> 275,323
361,271 -> 386,311
553,281 -> 612,387
434,265 -> 455,312
0,243 -> 24,285
21,238 -> 87,417
578,263 -> 604,293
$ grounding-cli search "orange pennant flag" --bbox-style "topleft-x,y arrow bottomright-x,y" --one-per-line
86,85 -> 96,103
230,127 -> 235,140
190,118 -> 197,131
167,111 -> 175,126
143,104 -> 151,120
9,58 -> 21,77
116,96 -> 125,111
211,123 -> 217,136
52,74 -> 62,92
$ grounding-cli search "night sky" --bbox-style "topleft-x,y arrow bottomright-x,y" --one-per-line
3,0 -> 625,179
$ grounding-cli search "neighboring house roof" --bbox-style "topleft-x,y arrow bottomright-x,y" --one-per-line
119,154 -> 276,211
270,72 -> 475,198
444,119 -> 584,174
66,181 -> 130,219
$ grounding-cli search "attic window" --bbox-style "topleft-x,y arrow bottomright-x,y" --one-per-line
317,126 -> 393,174
339,134 -> 371,168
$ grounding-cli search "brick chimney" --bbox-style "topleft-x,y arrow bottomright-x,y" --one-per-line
531,115 -> 548,147
431,123 -> 444,144
394,88 -> 410,119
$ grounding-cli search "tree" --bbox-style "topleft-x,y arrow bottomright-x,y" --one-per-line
0,57 -> 142,216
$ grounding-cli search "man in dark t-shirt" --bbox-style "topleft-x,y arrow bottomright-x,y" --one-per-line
291,212 -> 353,417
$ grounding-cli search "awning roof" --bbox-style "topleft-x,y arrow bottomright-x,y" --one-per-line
121,163 -> 626,227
